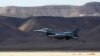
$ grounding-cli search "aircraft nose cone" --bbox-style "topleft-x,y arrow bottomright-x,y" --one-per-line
34,29 -> 47,32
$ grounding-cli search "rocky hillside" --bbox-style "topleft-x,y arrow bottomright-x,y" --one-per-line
80,2 -> 100,16
0,16 -> 100,50
0,2 -> 100,17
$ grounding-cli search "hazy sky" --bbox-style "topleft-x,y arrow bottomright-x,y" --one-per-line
0,0 -> 100,7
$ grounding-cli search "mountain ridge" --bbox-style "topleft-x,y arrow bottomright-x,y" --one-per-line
0,2 -> 100,17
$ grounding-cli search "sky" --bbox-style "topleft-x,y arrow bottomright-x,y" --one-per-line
0,0 -> 100,7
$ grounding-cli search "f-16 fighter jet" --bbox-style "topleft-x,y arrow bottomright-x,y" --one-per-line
34,28 -> 79,40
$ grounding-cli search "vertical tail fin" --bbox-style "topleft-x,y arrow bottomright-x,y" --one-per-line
72,28 -> 79,37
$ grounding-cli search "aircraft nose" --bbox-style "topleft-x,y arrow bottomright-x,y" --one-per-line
34,29 -> 47,32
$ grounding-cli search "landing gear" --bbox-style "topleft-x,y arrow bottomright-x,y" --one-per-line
65,36 -> 72,40
64,37 -> 70,40
48,36 -> 64,40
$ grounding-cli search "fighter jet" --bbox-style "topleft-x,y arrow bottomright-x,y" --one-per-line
34,28 -> 79,40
